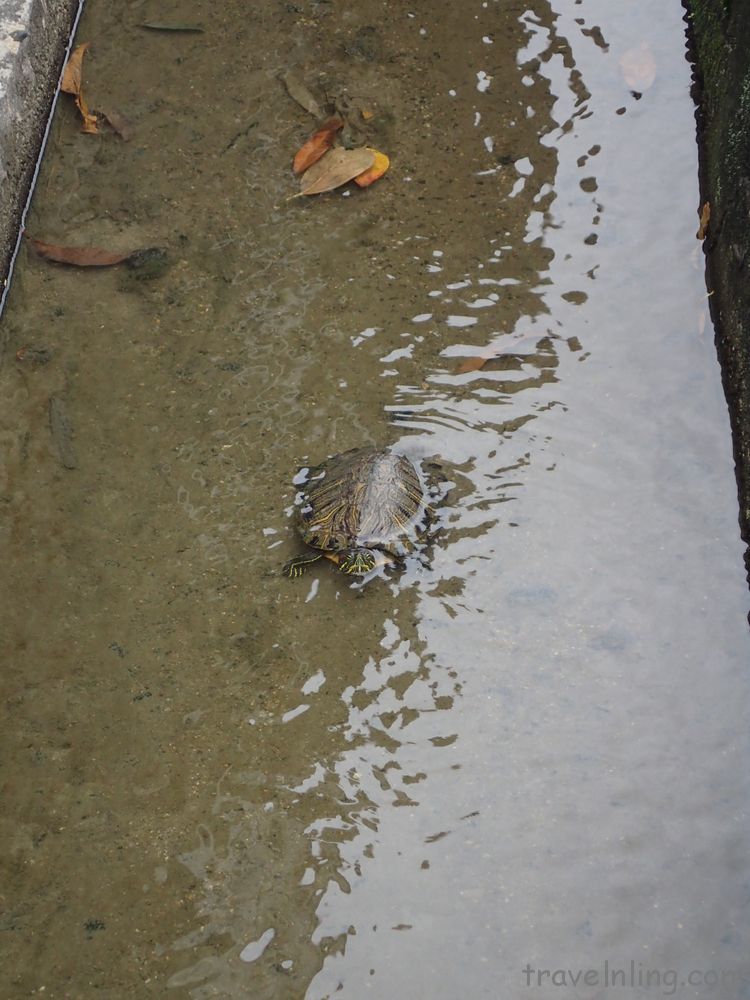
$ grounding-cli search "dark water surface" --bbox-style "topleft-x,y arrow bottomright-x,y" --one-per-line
2,0 -> 750,997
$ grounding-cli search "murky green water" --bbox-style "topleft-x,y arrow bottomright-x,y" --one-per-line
2,0 -> 750,997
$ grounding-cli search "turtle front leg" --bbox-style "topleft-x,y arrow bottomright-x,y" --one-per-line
283,553 -> 324,578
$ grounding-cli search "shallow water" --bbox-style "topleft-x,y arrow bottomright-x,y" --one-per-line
2,0 -> 750,998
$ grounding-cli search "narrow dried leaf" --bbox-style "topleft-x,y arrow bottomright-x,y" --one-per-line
294,147 -> 376,198
293,117 -> 344,175
619,41 -> 656,92
280,71 -> 323,118
140,22 -> 204,32
354,148 -> 390,188
61,42 -> 98,132
26,236 -> 137,268
697,201 -> 710,240
61,42 -> 90,95
76,91 -> 99,134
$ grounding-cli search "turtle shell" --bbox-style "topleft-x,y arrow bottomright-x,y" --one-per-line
295,447 -> 426,557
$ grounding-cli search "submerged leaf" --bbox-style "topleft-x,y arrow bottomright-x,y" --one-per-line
140,22 -> 204,32
456,356 -> 492,374
280,71 -> 323,118
99,108 -> 134,140
293,147 -> 376,198
353,148 -> 390,188
455,336 -> 543,373
26,236 -> 138,268
293,117 -> 344,175
49,396 -> 78,470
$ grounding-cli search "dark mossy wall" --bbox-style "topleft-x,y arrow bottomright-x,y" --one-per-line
685,0 -> 750,584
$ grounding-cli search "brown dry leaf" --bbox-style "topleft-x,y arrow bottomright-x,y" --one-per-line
293,117 -> 344,175
61,41 -> 99,133
456,335 -> 544,373
354,148 -> 390,188
61,42 -> 90,95
456,356 -> 491,374
361,108 -> 375,121
26,236 -> 137,267
697,201 -> 710,240
619,41 -> 656,92
76,91 -> 99,134
293,147 -> 376,198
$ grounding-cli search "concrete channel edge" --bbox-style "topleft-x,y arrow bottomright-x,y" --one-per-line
0,0 -> 81,313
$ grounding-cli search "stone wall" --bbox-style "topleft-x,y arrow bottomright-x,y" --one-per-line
0,0 -> 80,307
686,0 -> 750,578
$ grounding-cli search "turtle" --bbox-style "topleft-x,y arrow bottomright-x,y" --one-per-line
283,447 -> 430,577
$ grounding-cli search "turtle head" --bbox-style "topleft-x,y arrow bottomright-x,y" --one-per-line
338,548 -> 378,575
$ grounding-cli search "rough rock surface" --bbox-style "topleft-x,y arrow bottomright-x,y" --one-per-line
686,0 -> 750,581
0,0 -> 79,306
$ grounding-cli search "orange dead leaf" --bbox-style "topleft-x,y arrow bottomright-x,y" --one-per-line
361,108 -> 375,121
697,201 -> 710,240
26,236 -> 138,267
61,42 -> 90,95
61,42 -> 99,133
293,116 -> 344,175
76,91 -> 99,134
354,148 -> 390,188
292,147 -> 376,199
456,356 -> 490,374
455,336 -> 543,373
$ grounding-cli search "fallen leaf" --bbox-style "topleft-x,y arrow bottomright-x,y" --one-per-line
456,356 -> 491,374
26,236 -> 139,267
99,108 -> 134,140
293,117 -> 344,175
280,70 -> 323,118
361,108 -> 375,121
76,90 -> 99,134
697,201 -> 710,240
354,148 -> 390,188
140,23 -> 204,32
293,147 -> 376,198
619,41 -> 656,92
455,336 -> 544,373
61,42 -> 89,95
61,42 -> 99,134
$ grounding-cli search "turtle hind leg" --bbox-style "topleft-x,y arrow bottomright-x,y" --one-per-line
283,553 -> 324,578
